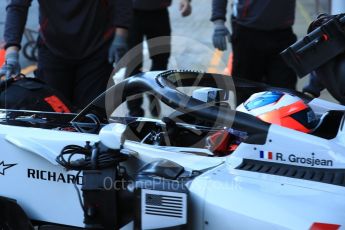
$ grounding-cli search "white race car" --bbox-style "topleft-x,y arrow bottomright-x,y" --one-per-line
0,70 -> 344,230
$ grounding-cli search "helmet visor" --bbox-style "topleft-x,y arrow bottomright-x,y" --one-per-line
244,91 -> 284,111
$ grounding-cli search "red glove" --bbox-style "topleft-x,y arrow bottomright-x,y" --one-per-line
206,130 -> 238,156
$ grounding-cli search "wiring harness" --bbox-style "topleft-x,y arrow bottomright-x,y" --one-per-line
56,141 -> 128,170
56,141 -> 130,229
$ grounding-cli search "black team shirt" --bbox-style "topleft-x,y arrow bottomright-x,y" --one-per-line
211,0 -> 295,31
4,0 -> 132,59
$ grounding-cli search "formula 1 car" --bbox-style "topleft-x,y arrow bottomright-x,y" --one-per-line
0,70 -> 344,230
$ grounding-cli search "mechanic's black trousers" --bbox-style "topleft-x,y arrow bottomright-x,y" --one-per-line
231,20 -> 297,90
37,41 -> 113,110
125,8 -> 171,116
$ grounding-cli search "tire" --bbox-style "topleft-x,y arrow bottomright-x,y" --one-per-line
31,45 -> 39,62
23,41 -> 38,62
0,197 -> 33,230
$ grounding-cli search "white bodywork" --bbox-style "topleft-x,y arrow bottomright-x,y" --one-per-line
0,98 -> 345,229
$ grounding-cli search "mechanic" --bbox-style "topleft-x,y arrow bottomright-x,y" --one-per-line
125,0 -> 192,117
0,0 -> 132,109
301,14 -> 336,99
211,0 -> 297,102
306,16 -> 345,105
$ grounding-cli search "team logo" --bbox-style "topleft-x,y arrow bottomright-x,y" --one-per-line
0,161 -> 17,175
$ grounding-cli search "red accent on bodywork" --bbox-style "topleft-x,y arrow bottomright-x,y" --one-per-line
310,222 -> 340,230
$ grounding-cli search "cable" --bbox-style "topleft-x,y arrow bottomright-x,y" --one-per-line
56,143 -> 128,171
73,170 -> 85,212
56,144 -> 91,170
56,142 -> 129,224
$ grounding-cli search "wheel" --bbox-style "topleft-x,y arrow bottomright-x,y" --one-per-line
0,197 -> 33,230
31,44 -> 38,62
23,41 -> 38,62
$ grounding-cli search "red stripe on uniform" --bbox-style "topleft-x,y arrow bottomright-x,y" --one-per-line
0,49 -> 5,69
242,0 -> 251,18
44,95 -> 71,113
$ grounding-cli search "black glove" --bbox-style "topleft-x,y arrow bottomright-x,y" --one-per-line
0,51 -> 20,79
212,20 -> 231,51
308,13 -> 345,33
302,72 -> 325,98
108,34 -> 128,65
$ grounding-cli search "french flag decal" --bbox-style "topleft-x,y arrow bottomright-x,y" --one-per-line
260,151 -> 273,160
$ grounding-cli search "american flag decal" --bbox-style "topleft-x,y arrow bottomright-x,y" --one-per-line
145,194 -> 184,218
141,189 -> 188,229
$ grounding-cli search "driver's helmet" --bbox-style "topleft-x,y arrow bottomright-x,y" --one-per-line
237,91 -> 319,133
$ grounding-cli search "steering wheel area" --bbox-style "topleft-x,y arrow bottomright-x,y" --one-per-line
72,71 -> 272,145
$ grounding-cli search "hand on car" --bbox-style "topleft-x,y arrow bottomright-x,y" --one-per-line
212,20 -> 231,51
0,49 -> 21,79
180,0 -> 192,17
